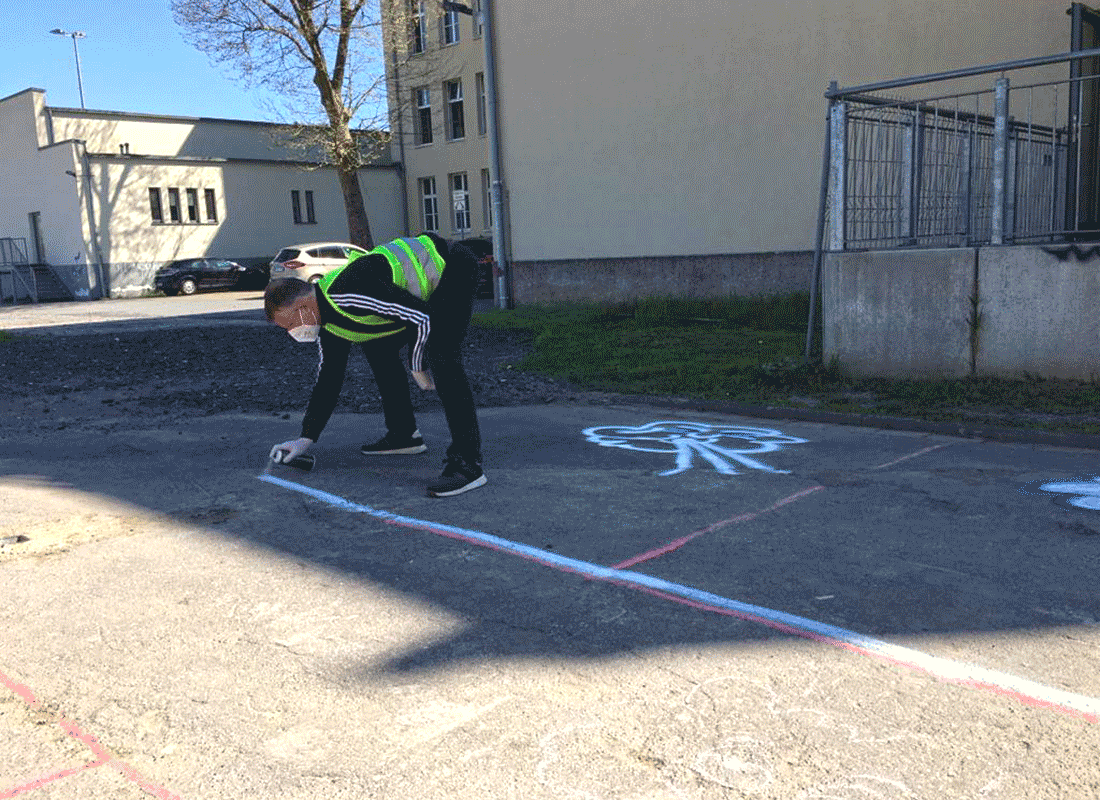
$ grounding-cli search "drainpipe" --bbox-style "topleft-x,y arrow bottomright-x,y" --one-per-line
446,0 -> 511,308
480,0 -> 511,308
390,46 -> 411,236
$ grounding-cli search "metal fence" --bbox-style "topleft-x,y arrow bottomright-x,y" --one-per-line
822,48 -> 1100,251
805,46 -> 1100,357
0,237 -> 29,266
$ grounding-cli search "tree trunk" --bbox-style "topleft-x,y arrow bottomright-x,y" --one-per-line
338,165 -> 374,249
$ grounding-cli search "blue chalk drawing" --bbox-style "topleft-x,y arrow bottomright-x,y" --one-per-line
582,421 -> 808,477
1038,477 -> 1100,510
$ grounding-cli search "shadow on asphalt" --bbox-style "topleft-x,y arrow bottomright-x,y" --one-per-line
5,403 -> 1099,680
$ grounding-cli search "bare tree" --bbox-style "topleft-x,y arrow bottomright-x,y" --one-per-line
173,0 -> 404,248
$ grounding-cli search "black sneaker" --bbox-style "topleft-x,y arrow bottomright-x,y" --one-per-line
360,429 -> 427,455
426,457 -> 487,497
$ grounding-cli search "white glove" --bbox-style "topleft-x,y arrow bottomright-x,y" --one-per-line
411,370 -> 435,391
270,437 -> 313,463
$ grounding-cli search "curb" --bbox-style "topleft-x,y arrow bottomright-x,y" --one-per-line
592,393 -> 1100,451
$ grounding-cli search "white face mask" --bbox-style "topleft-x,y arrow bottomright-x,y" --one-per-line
288,324 -> 320,343
287,306 -> 320,342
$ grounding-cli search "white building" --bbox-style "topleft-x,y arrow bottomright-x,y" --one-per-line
0,87 -> 404,299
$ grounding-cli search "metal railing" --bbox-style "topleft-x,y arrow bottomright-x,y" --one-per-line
0,237 -> 37,304
822,47 -> 1100,250
806,46 -> 1100,357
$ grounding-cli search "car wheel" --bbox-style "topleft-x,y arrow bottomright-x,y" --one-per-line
308,275 -> 322,284
179,277 -> 198,295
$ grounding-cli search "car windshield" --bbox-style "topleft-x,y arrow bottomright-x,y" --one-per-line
273,248 -> 300,262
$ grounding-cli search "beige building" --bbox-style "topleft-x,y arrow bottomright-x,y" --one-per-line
0,88 -> 404,299
385,0 -> 1074,303
384,1 -> 494,246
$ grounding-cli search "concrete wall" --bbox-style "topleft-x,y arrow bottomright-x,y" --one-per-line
823,245 -> 1100,381
979,246 -> 1100,380
514,250 -> 813,304
823,249 -> 975,378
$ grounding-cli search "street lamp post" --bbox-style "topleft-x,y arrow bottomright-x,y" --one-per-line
49,29 -> 86,109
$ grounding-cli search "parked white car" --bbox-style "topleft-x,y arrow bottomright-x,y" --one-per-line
268,242 -> 368,284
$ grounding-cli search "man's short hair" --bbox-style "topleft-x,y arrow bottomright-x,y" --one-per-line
264,278 -> 314,320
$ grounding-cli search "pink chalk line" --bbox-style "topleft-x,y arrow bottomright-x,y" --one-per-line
873,443 -> 949,471
257,473 -> 1100,723
611,485 -> 825,569
0,668 -> 182,799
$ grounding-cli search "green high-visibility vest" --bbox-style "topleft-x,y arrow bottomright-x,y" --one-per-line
317,235 -> 446,343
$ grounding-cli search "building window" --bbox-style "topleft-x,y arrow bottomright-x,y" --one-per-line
450,172 -> 470,233
476,72 -> 487,136
481,168 -> 492,229
420,176 -> 439,231
149,188 -> 164,224
442,7 -> 459,44
186,188 -> 200,223
409,0 -> 426,54
414,87 -> 432,145
445,79 -> 464,141
473,0 -> 483,38
291,190 -> 316,224
167,188 -> 181,223
204,188 -> 217,222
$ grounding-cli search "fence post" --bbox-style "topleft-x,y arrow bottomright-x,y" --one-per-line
991,77 -> 1010,245
828,101 -> 847,251
902,109 -> 924,245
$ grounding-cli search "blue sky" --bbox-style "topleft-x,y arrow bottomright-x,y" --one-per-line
2,0 -> 385,123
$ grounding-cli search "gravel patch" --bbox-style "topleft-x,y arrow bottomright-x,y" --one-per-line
0,324 -> 582,435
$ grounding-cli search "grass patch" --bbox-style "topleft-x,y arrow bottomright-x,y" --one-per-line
472,295 -> 1100,433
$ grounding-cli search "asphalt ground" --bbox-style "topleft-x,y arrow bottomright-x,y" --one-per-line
2,295 -> 1100,799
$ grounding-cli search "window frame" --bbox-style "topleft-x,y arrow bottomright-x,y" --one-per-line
414,87 -> 433,146
442,7 -> 460,45
305,190 -> 316,224
185,188 -> 200,223
291,190 -> 302,224
149,187 -> 164,224
167,188 -> 181,224
476,72 -> 487,136
419,176 -> 439,232
203,188 -> 217,222
409,0 -> 426,54
445,78 -> 465,141
481,168 -> 492,229
450,172 -> 471,233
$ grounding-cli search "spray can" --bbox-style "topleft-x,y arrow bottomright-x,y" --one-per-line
273,451 -> 316,471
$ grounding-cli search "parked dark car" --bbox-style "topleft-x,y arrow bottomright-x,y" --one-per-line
154,258 -> 267,296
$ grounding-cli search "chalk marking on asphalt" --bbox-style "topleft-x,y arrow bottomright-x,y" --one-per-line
0,668 -> 185,799
610,486 -> 825,569
257,473 -> 1100,723
872,443 -> 949,471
